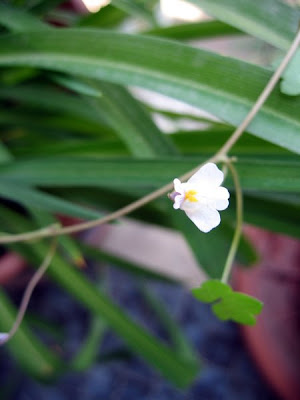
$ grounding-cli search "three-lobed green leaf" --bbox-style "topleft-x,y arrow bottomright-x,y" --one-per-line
192,280 -> 263,326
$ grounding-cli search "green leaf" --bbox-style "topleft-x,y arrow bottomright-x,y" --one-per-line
5,125 -> 291,159
29,0 -> 65,16
77,4 -> 127,28
188,0 -> 299,50
192,280 -> 263,326
0,181 -> 103,220
212,292 -> 262,326
145,20 -> 241,40
15,137 -> 127,158
50,74 -> 103,98
1,29 -> 300,153
86,81 -> 178,157
189,0 -> 300,99
0,156 -> 299,193
0,3 -> 49,32
192,280 -> 230,302
0,109 -> 110,140
0,84 -> 109,128
26,314 -> 64,341
0,67 -> 38,85
10,137 -> 128,158
172,129 -> 292,157
0,142 -> 13,163
111,0 -> 156,25
142,286 -> 197,361
242,192 -> 300,239
0,289 -> 62,379
45,9 -> 79,26
71,317 -> 106,371
276,52 -> 300,96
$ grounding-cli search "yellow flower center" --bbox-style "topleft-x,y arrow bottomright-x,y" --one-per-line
185,190 -> 198,202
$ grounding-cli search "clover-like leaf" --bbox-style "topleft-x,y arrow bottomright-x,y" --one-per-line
212,291 -> 263,326
192,280 -> 231,303
192,280 -> 263,326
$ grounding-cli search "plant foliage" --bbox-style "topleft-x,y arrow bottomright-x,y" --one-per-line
0,0 -> 299,387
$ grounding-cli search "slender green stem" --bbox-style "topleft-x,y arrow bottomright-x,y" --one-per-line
221,162 -> 243,284
0,238 -> 57,345
0,26 -> 299,244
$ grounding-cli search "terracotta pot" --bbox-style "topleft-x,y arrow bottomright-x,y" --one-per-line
235,226 -> 300,400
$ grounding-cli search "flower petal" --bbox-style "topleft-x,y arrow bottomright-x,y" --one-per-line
213,186 -> 230,210
185,207 -> 221,233
173,178 -> 183,194
173,194 -> 184,209
187,163 -> 224,188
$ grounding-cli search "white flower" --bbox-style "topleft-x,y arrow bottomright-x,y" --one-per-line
171,163 -> 229,233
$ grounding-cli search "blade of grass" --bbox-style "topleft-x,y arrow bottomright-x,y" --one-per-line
85,81 -> 178,157
142,286 -> 197,361
0,3 -> 49,32
188,0 -> 299,50
71,317 -> 106,371
145,20 -> 241,40
0,29 -> 300,153
0,181 -> 103,220
0,156 -> 299,192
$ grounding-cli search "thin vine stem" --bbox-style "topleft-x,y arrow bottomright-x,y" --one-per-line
0,238 -> 57,345
0,26 -> 300,244
221,162 -> 243,284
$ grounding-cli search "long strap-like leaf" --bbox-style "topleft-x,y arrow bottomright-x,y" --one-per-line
0,29 -> 299,153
